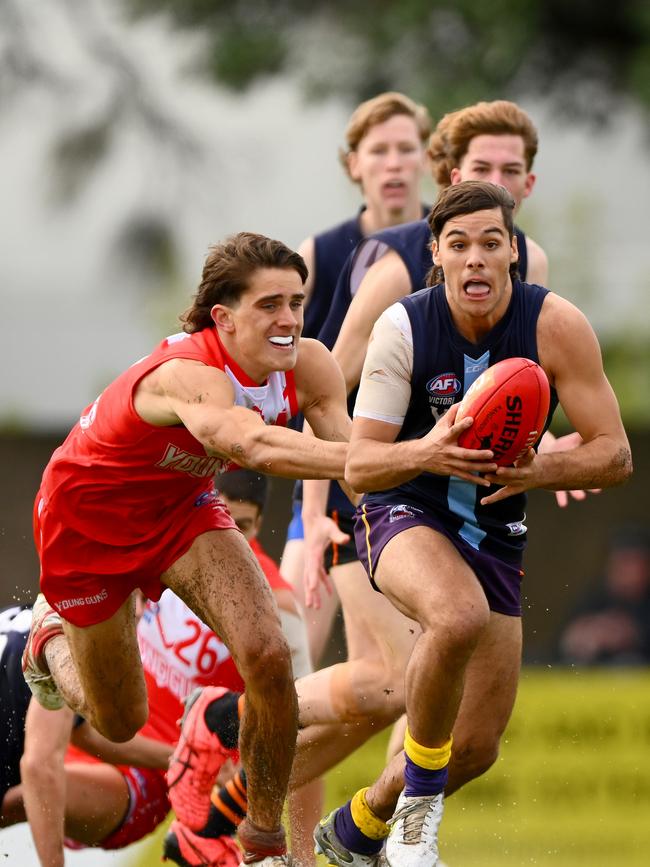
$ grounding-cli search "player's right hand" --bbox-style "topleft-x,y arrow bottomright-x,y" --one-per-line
419,403 -> 498,484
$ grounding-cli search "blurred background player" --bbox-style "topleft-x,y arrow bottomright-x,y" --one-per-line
314,180 -> 631,866
299,91 -> 431,340
0,602 -> 176,867
319,99 -> 547,386
281,91 -> 432,668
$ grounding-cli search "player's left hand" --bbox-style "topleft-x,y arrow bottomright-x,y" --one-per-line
303,515 -> 350,609
538,431 -> 601,507
479,447 -> 538,505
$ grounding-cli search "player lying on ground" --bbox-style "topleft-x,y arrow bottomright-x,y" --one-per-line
313,180 -> 631,866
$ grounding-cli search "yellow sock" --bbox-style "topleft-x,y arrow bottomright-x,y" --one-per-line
350,787 -> 390,840
404,727 -> 453,770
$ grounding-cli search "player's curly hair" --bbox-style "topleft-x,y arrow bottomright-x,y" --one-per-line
181,232 -> 308,333
340,91 -> 431,182
427,100 -> 538,188
426,181 -> 519,285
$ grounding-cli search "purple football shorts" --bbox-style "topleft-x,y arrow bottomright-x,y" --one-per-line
354,500 -> 524,617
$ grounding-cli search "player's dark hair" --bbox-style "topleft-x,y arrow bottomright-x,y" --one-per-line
181,232 -> 308,333
426,180 -> 518,285
217,469 -> 269,514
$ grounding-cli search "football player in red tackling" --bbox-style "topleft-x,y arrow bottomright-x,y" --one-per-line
23,232 -> 353,867
313,181 -> 631,867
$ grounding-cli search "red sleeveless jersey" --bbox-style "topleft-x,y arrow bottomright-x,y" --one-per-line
36,327 -> 299,625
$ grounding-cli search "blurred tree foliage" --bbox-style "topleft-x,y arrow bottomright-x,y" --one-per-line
129,0 -> 650,122
2,0 -> 648,423
127,0 -> 650,424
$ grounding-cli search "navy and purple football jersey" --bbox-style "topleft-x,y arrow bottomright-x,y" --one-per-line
318,219 -> 529,350
364,280 -> 558,564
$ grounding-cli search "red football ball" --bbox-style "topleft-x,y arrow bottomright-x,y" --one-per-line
456,357 -> 550,467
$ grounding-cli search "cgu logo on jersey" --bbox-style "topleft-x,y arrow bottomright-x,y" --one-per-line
157,444 -> 227,478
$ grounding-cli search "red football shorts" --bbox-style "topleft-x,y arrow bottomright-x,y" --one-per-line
64,766 -> 170,850
34,489 -> 238,627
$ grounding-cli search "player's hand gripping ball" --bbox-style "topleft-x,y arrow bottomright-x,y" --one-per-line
456,357 -> 550,467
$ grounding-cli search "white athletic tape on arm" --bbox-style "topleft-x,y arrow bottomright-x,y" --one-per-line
353,304 -> 414,425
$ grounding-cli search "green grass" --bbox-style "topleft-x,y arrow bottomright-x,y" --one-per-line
130,668 -> 650,866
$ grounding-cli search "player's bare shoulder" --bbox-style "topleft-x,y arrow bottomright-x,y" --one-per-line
294,336 -> 341,380
536,291 -> 601,382
139,357 -> 203,396
293,337 -> 346,408
135,357 -> 233,426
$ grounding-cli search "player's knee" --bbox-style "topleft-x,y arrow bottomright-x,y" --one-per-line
450,734 -> 500,791
422,606 -> 490,661
240,633 -> 293,695
331,660 -> 405,725
92,699 -> 149,743
367,663 -> 406,722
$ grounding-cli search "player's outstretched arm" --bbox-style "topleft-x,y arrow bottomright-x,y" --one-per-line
538,430 -> 601,507
481,295 -> 632,505
332,250 -> 412,393
21,701 -> 75,867
70,723 -> 172,770
139,358 -> 347,480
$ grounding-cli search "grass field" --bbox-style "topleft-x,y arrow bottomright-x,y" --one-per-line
131,667 -> 650,866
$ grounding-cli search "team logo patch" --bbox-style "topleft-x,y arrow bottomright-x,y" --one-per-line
194,490 -> 219,507
426,373 -> 461,397
506,517 -> 528,537
389,504 -> 423,523
426,372 -> 461,420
